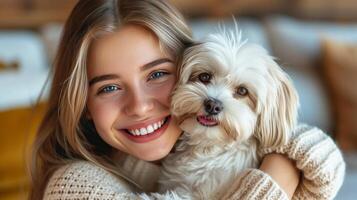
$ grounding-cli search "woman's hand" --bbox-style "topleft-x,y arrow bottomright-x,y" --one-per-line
259,153 -> 300,199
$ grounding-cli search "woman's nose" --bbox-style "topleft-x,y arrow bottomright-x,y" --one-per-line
124,84 -> 154,117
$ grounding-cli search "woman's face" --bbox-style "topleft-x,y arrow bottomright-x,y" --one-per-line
86,25 -> 182,161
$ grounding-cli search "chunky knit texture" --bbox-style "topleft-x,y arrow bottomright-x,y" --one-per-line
43,125 -> 345,199
221,124 -> 346,200
43,161 -> 138,199
221,169 -> 289,200
263,125 -> 346,200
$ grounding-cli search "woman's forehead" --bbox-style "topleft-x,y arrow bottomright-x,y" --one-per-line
87,25 -> 172,78
89,24 -> 157,55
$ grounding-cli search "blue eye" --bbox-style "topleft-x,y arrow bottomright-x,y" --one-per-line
98,85 -> 119,95
149,71 -> 168,80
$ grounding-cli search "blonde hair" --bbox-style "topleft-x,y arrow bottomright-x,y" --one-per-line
29,0 -> 192,199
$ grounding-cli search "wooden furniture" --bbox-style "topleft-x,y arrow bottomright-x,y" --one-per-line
0,0 -> 78,28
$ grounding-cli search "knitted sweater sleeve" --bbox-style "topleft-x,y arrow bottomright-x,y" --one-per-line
221,168 -> 290,200
222,124 -> 345,200
269,124 -> 346,200
43,161 -> 140,200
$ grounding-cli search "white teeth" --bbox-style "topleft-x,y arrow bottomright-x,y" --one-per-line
147,125 -> 154,133
135,129 -> 140,136
140,128 -> 147,135
127,118 -> 166,136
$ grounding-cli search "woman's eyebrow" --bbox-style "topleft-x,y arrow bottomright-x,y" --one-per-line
141,58 -> 173,71
89,74 -> 119,86
89,58 -> 173,87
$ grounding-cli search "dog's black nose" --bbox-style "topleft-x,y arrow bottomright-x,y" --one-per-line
204,98 -> 223,115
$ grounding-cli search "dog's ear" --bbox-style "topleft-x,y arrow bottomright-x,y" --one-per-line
255,62 -> 299,149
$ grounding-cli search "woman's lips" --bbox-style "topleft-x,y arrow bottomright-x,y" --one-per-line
120,116 -> 170,143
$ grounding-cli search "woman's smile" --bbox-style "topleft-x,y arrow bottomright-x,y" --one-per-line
120,115 -> 171,143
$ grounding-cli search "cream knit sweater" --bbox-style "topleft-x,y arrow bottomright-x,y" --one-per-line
43,125 -> 345,199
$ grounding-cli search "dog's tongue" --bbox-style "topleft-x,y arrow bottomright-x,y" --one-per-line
197,115 -> 218,126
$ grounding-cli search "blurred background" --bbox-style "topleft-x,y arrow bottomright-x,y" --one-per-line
0,0 -> 357,199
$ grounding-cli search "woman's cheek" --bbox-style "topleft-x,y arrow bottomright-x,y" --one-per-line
89,96 -> 121,129
152,79 -> 176,106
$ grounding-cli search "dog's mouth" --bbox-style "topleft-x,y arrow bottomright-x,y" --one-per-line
197,115 -> 219,127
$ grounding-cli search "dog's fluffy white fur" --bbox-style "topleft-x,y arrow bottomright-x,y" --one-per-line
152,29 -> 299,199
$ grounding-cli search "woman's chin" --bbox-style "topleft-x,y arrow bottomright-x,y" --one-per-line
138,118 -> 182,161
133,141 -> 175,162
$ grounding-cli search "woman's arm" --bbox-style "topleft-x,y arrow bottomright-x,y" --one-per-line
221,124 -> 345,200
260,153 -> 300,199
220,154 -> 299,200
268,124 -> 346,200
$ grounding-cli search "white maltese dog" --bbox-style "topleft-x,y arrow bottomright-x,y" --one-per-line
145,28 -> 299,200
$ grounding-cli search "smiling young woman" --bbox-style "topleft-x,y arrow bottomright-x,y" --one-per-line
28,0 -> 345,199
29,0 -> 193,198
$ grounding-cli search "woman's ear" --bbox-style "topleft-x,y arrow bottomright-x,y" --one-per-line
255,62 -> 299,149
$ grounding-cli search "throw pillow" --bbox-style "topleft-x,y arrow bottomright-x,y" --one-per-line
322,39 -> 357,151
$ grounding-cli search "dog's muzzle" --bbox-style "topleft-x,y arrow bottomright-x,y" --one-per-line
204,98 -> 223,115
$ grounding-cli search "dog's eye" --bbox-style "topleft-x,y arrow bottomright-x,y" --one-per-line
198,73 -> 212,83
236,86 -> 248,96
